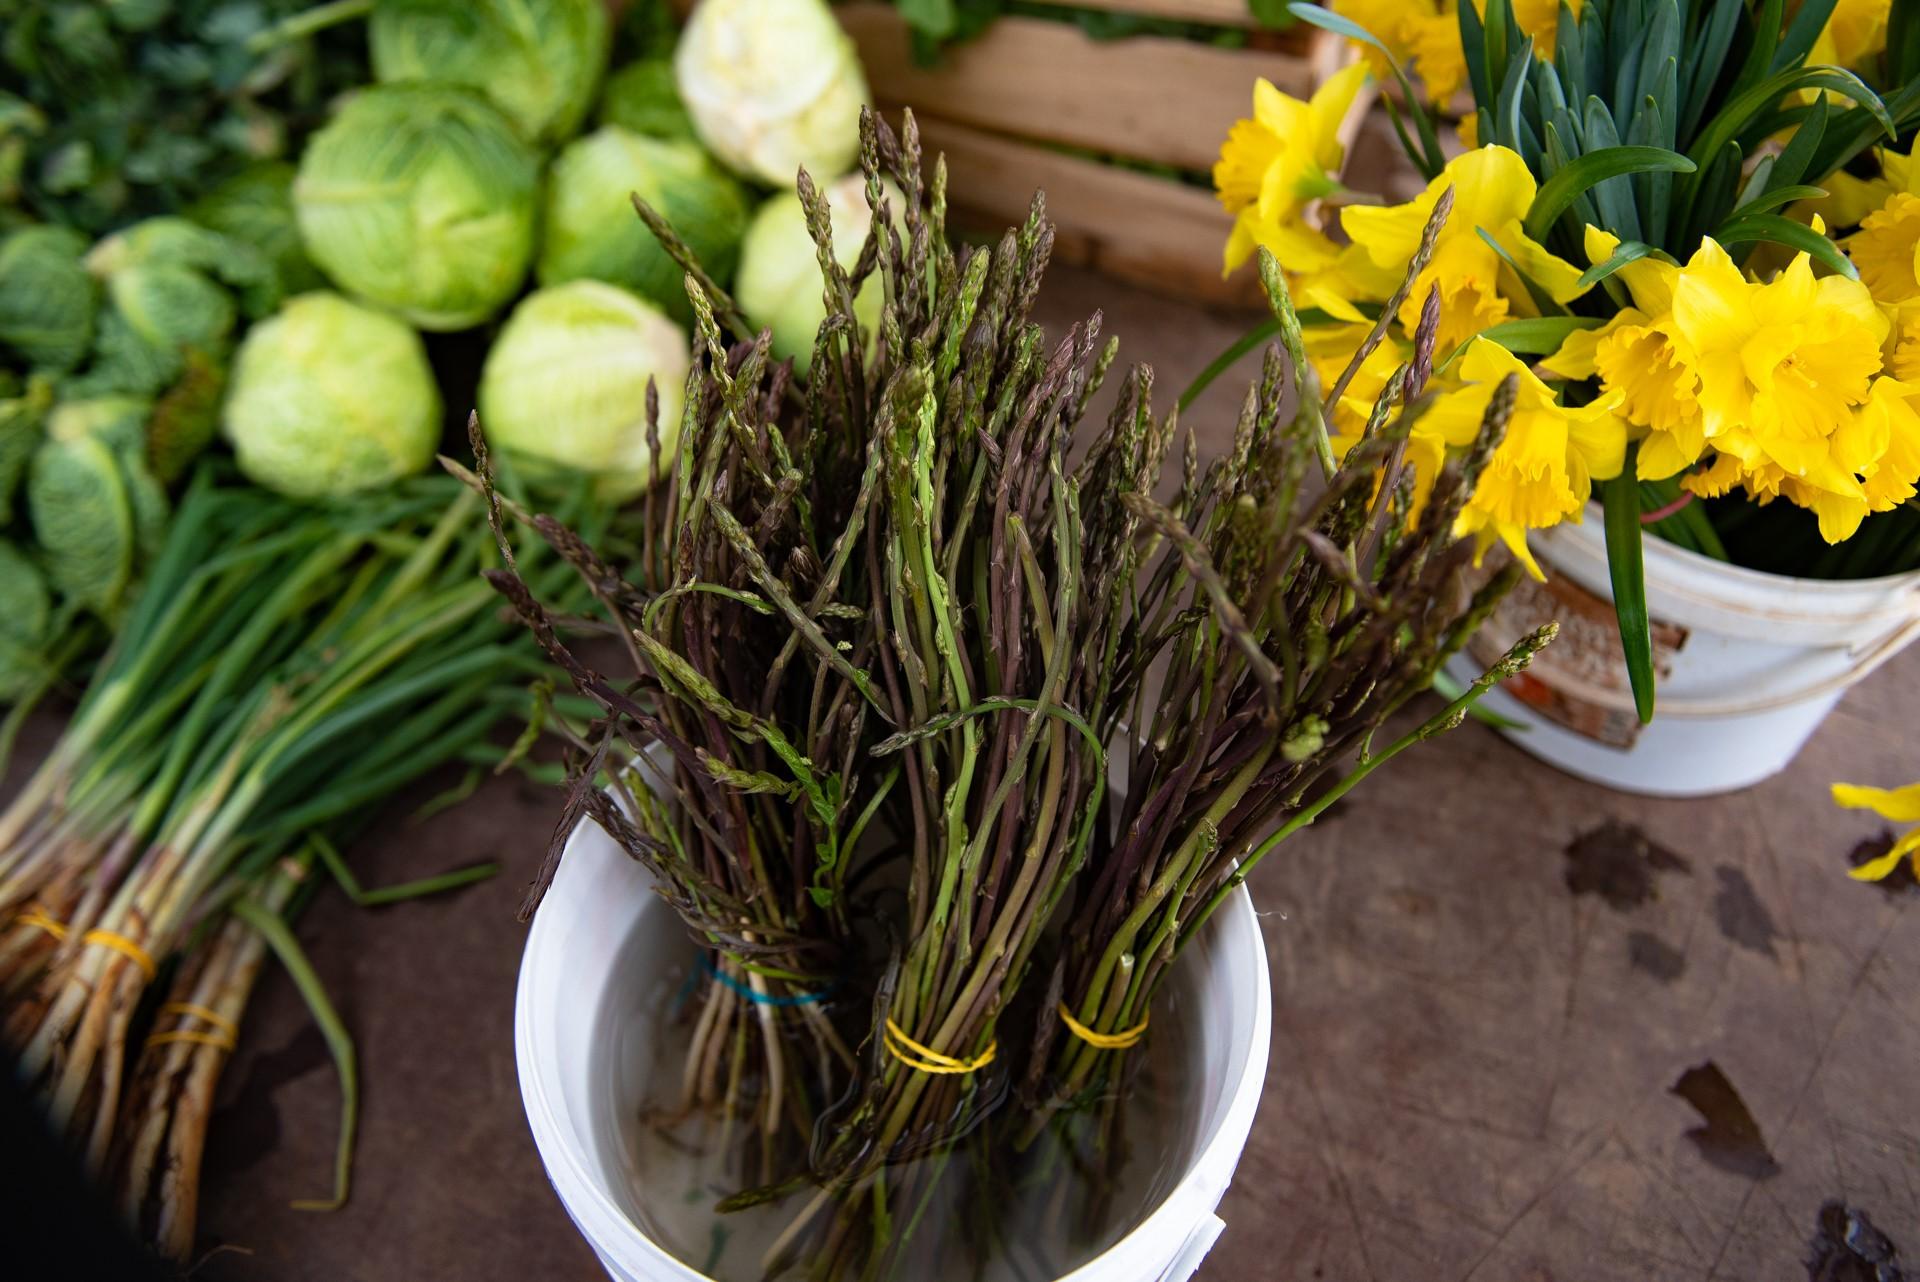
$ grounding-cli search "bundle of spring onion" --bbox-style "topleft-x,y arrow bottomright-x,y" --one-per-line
0,467 -> 585,1258
484,107 -> 1553,1279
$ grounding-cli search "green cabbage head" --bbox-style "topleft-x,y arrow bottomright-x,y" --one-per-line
0,225 -> 96,374
675,0 -> 870,187
294,85 -> 539,331
539,127 -> 749,322
223,293 -> 442,498
735,176 -> 904,375
370,0 -> 611,146
479,280 -> 691,499
598,59 -> 696,142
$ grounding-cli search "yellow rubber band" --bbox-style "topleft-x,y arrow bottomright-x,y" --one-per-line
1056,1002 -> 1149,1051
160,1002 -> 239,1040
145,1029 -> 236,1053
81,929 -> 157,982
14,906 -> 69,941
882,1018 -> 996,1075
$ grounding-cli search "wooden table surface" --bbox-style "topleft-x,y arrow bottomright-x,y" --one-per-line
12,263 -> 1912,1282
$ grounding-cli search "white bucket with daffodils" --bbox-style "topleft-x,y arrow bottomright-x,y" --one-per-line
1207,0 -> 1920,794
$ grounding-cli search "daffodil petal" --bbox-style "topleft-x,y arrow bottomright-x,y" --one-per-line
1832,780 -> 1920,821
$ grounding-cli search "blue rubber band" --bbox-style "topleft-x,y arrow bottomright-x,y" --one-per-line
699,954 -> 837,1007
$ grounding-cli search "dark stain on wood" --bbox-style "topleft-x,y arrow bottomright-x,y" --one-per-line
1713,865 -> 1781,959
1806,1199 -> 1907,1281
1626,930 -> 1685,982
1671,1060 -> 1781,1180
1847,830 -> 1918,896
1561,820 -> 1690,910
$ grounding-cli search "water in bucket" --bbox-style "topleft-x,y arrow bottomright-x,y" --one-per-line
591,927 -> 1207,1282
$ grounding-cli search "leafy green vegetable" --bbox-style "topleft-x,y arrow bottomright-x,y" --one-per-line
477,280 -> 690,499
64,217 -> 273,400
28,430 -> 135,615
0,0 -> 371,235
539,127 -> 749,322
0,539 -> 51,700
369,0 -> 611,146
222,292 -> 442,498
294,84 -> 540,331
0,224 -> 95,371
188,162 -> 326,296
598,58 -> 696,141
0,376 -> 51,524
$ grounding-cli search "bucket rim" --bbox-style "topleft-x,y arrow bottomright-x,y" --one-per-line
1554,503 -> 1920,597
515,816 -> 1274,1282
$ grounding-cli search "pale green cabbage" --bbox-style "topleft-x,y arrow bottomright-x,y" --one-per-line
538,126 -> 749,322
370,0 -> 611,146
0,225 -> 96,373
223,293 -> 442,498
675,0 -> 870,187
478,280 -> 691,499
735,176 -> 903,374
293,85 -> 539,331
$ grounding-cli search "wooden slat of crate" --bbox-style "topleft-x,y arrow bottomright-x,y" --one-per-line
838,3 -> 1309,173
913,117 -> 1264,307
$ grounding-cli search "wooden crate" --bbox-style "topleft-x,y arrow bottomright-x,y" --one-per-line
835,1 -> 1350,308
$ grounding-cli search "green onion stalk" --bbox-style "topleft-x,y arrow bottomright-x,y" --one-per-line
0,468 -> 591,1258
487,108 -> 1552,1280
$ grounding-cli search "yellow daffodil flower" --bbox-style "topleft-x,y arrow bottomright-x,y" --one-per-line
1810,0 -> 1892,70
1215,61 -> 1371,278
1330,0 -> 1466,103
1839,376 -> 1920,512
1798,145 -> 1913,230
1306,321 -> 1410,442
1668,240 -> 1886,480
1558,228 -> 1709,479
1510,0 -> 1582,50
1831,779 -> 1920,882
1421,337 -> 1626,576
1888,305 -> 1920,381
1342,146 -> 1587,354
1679,375 -> 1920,546
1848,198 -> 1920,306
1329,0 -> 1573,104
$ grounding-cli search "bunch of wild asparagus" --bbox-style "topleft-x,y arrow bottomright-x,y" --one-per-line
487,108 -> 1550,1280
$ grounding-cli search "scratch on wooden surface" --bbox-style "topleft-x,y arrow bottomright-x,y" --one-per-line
1454,1124 -> 1611,1281
1617,1137 -> 1715,1264
1377,1088 -> 1543,1147
1274,993 -> 1383,1282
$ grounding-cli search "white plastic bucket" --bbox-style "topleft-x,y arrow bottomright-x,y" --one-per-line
1446,510 -> 1920,796
514,765 -> 1273,1282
